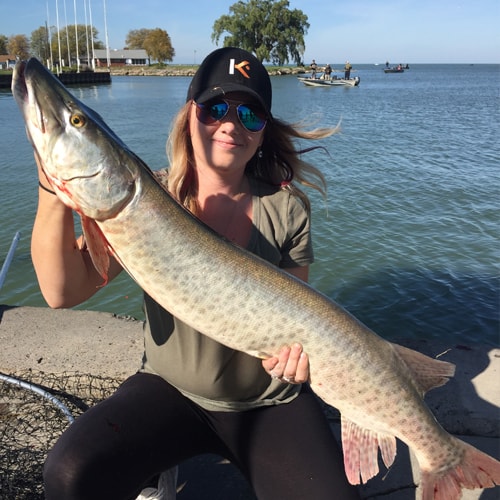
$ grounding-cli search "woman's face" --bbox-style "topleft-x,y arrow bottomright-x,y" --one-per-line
188,92 -> 265,176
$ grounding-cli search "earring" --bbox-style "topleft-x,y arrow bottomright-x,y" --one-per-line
257,148 -> 263,159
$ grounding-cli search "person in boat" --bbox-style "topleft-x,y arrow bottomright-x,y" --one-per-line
324,63 -> 332,80
310,58 -> 318,78
36,47 -> 360,499
344,61 -> 352,80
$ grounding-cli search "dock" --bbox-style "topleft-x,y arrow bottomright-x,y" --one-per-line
0,70 -> 111,89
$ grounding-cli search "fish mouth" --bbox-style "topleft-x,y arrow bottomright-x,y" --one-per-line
12,60 -> 29,110
12,59 -> 49,138
12,59 -> 100,184
63,171 -> 100,183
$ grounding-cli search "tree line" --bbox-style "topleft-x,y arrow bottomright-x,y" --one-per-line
0,26 -> 104,67
1,0 -> 309,66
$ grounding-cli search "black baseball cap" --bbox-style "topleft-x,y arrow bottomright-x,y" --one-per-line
186,47 -> 272,116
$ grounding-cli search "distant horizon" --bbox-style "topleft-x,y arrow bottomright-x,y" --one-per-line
90,50 -> 500,66
166,61 -> 499,66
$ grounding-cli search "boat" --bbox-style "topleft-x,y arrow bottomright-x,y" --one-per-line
297,75 -> 360,87
383,63 -> 408,73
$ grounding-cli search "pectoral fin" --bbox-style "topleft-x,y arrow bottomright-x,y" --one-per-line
81,215 -> 110,286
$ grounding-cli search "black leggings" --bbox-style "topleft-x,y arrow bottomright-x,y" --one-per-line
44,372 -> 360,500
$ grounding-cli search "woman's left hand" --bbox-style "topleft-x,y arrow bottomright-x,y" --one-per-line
262,343 -> 310,384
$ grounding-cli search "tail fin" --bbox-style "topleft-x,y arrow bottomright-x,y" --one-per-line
419,439 -> 500,500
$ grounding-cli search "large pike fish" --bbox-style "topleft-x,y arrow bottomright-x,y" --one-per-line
12,58 -> 500,499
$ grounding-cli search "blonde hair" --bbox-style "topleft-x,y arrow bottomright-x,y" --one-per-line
166,101 -> 337,215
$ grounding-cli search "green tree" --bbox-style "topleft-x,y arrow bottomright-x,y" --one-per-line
8,34 -> 30,60
125,29 -> 152,49
212,0 -> 309,65
48,25 -> 104,65
143,28 -> 175,63
0,35 -> 8,55
30,26 -> 51,62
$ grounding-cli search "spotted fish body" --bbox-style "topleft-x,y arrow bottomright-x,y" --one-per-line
13,58 -> 500,499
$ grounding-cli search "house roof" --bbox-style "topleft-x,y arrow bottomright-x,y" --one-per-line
93,49 -> 148,59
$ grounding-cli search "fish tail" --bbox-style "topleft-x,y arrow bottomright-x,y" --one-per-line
420,439 -> 500,500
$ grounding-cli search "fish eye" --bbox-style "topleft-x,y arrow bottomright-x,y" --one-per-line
70,114 -> 86,128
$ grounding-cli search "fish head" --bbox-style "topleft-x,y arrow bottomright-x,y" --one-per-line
12,58 -> 137,221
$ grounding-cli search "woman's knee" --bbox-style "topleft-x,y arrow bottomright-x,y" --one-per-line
43,445 -> 88,499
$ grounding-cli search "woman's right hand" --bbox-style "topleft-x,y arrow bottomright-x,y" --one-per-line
262,343 -> 310,385
31,154 -> 122,308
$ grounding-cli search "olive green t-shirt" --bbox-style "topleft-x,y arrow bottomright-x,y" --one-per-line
140,178 -> 314,411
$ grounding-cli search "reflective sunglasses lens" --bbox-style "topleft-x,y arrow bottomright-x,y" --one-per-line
196,100 -> 267,132
196,101 -> 229,124
237,104 -> 267,132
209,102 -> 230,121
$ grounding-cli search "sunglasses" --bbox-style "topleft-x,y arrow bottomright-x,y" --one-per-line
194,98 -> 267,133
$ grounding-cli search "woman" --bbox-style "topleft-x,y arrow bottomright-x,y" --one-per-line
36,47 -> 360,500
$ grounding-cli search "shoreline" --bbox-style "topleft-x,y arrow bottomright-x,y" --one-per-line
0,65 -> 307,89
106,65 -> 307,77
0,304 -> 498,498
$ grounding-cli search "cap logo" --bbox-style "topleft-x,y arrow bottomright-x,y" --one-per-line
228,58 -> 251,79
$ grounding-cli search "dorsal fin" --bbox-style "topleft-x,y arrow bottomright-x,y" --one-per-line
392,343 -> 455,395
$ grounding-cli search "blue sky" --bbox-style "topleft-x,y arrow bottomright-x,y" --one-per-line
2,0 -> 499,64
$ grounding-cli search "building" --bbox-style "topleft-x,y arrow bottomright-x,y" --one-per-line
93,49 -> 150,67
0,55 -> 17,70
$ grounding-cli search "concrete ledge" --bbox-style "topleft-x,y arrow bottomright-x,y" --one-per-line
0,305 -> 498,499
0,305 -> 144,378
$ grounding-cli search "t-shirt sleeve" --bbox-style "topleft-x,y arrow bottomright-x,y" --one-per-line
279,195 -> 314,268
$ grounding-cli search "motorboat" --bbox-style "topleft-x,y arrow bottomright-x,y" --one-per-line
297,75 -> 360,87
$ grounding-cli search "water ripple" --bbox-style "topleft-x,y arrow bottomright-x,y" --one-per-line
1,65 -> 499,346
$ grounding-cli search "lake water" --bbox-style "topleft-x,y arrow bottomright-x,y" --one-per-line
0,64 -> 499,347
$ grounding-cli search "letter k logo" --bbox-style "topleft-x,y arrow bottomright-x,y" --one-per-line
229,59 -> 251,79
